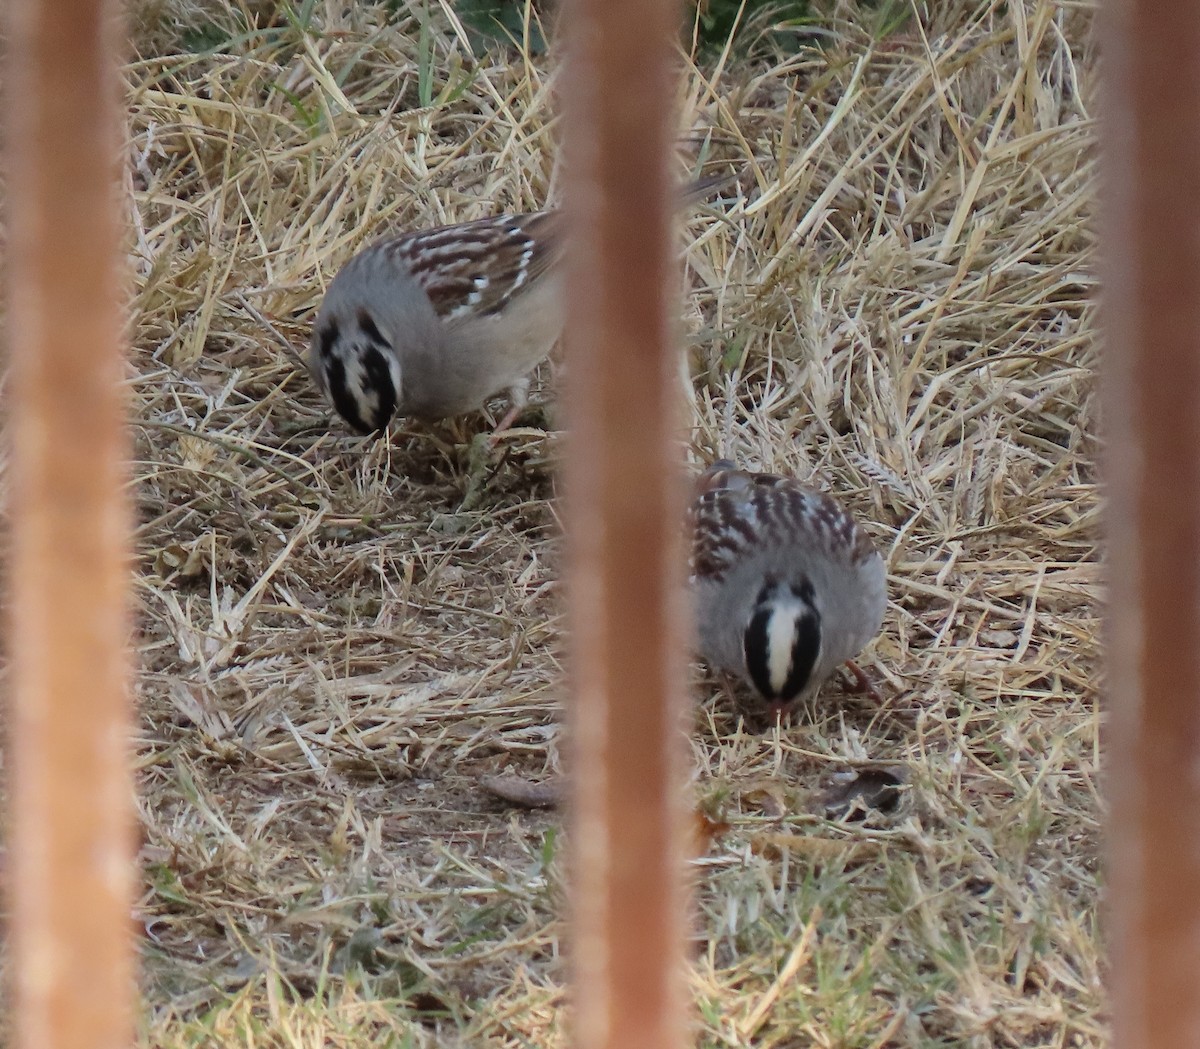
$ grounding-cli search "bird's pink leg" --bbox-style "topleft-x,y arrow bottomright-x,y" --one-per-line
842,659 -> 882,703
490,402 -> 524,441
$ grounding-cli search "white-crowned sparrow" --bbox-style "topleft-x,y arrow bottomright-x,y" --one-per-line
690,459 -> 887,718
307,174 -> 734,434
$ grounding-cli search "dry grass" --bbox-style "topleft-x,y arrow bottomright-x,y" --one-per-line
117,1 -> 1101,1045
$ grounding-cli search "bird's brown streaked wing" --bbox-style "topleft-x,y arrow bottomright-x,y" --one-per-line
796,483 -> 879,566
691,467 -> 877,580
691,461 -> 762,581
383,211 -> 562,322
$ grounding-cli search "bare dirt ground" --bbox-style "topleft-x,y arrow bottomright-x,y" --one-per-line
122,2 -> 1101,1044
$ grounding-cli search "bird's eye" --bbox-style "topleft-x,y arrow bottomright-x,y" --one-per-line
358,310 -> 387,347
317,319 -> 340,365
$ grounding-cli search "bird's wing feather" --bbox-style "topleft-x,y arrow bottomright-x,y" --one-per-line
691,465 -> 877,582
382,211 -> 561,322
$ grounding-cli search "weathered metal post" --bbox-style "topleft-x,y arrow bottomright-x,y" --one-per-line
1101,2 -> 1200,1045
3,2 -> 135,1047
560,0 -> 691,1048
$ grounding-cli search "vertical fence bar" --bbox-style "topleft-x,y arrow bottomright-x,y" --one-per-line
561,1 -> 689,1049
1101,2 -> 1200,1046
3,2 -> 134,1048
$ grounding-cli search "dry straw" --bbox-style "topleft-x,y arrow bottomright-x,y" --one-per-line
116,0 -> 1100,1045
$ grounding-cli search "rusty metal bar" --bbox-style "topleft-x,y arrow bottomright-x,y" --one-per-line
3,2 -> 135,1048
1101,2 -> 1200,1045
560,1 -> 690,1048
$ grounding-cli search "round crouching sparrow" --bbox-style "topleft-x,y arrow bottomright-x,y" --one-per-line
306,173 -> 737,437
690,459 -> 887,721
